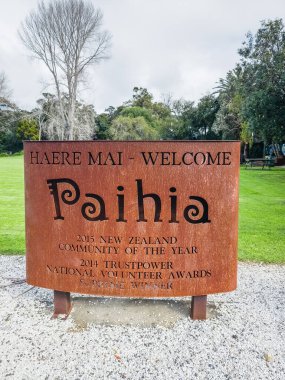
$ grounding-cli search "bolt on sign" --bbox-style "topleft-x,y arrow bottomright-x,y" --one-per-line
24,141 -> 240,318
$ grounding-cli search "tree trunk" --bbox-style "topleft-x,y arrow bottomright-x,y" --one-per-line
67,95 -> 76,140
244,142 -> 249,159
263,137 -> 267,158
53,73 -> 68,140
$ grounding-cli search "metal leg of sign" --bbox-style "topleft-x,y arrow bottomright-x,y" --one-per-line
53,290 -> 72,319
190,295 -> 207,320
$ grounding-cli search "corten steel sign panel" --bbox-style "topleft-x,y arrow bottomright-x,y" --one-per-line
24,141 -> 240,298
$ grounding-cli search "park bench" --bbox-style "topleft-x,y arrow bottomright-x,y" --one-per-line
245,158 -> 275,169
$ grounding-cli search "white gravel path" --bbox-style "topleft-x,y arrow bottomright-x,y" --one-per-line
0,256 -> 284,380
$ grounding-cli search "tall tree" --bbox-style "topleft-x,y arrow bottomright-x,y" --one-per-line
0,108 -> 31,153
130,87 -> 154,109
161,98 -> 196,140
213,67 -> 244,140
34,93 -> 97,140
192,95 -> 220,139
0,75 -> 23,153
109,87 -> 172,140
110,115 -> 158,140
16,118 -> 39,142
238,19 -> 285,146
19,0 -> 111,140
0,72 -> 12,99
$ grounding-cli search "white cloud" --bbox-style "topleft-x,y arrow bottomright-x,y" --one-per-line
0,0 -> 284,112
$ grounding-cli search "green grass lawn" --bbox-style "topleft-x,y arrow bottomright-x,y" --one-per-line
0,156 -> 25,254
0,156 -> 284,262
238,166 -> 285,263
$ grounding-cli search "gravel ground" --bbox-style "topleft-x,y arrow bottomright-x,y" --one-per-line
0,256 -> 284,380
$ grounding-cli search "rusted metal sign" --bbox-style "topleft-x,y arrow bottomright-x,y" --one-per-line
24,141 -> 240,299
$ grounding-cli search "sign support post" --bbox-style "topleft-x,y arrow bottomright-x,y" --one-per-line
53,290 -> 72,318
190,295 -> 207,320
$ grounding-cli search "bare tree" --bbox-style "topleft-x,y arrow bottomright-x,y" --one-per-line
19,0 -> 111,140
34,92 -> 96,140
0,71 -> 12,99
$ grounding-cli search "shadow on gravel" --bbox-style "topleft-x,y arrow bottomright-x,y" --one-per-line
68,297 -> 218,331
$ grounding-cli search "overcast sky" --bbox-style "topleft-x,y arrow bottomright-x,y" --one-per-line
0,0 -> 284,112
